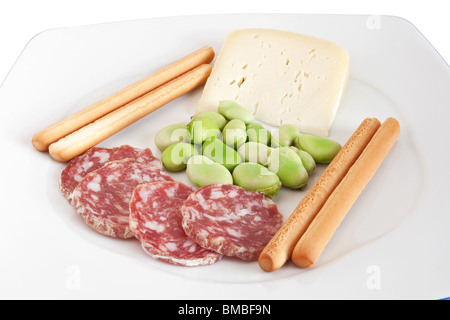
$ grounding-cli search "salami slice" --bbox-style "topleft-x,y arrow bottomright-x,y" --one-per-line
181,184 -> 284,261
72,159 -> 173,239
60,145 -> 161,203
60,147 -> 116,202
114,145 -> 161,168
129,181 -> 222,266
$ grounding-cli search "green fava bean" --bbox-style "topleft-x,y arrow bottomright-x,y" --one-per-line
288,147 -> 316,175
154,122 -> 189,151
222,119 -> 247,149
218,100 -> 255,124
246,123 -> 271,146
186,155 -> 233,187
191,111 -> 228,130
272,124 -> 300,147
188,118 -> 221,145
267,147 -> 308,189
161,142 -> 198,172
202,137 -> 242,172
237,142 -> 273,166
232,162 -> 282,198
295,134 -> 342,163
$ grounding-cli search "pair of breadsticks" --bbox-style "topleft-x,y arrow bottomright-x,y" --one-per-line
32,46 -> 215,162
259,116 -> 400,271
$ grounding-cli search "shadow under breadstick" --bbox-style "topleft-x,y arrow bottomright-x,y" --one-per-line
291,117 -> 400,268
258,117 -> 382,272
48,64 -> 213,162
32,46 -> 215,152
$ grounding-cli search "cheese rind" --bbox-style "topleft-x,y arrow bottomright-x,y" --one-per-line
196,28 -> 349,136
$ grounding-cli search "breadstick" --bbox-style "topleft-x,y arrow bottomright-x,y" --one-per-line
48,64 -> 212,162
292,117 -> 400,268
258,118 -> 381,272
32,46 -> 215,151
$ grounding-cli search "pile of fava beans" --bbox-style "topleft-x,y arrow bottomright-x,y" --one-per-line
155,100 -> 342,198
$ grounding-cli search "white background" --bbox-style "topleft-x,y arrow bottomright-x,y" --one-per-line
0,0 -> 449,300
0,0 -> 449,85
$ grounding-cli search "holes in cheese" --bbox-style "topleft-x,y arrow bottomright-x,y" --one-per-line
196,28 -> 349,137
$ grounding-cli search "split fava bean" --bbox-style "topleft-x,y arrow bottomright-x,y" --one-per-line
246,123 -> 271,146
218,100 -> 255,124
289,146 -> 316,175
202,136 -> 242,172
161,142 -> 198,172
237,141 -> 273,166
272,124 -> 300,147
191,111 -> 227,130
186,155 -> 233,187
222,119 -> 247,149
232,162 -> 282,198
188,118 -> 221,145
155,105 -> 342,194
154,122 -> 189,151
267,147 -> 308,189
295,134 -> 342,163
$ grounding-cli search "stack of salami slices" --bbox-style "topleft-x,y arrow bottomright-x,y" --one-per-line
61,145 -> 283,267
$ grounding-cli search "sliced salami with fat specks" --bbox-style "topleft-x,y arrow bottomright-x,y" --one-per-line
181,184 -> 284,261
60,147 -> 115,202
60,145 -> 161,203
129,181 -> 223,266
72,158 -> 173,239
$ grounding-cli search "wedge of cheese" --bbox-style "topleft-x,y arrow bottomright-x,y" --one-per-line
196,28 -> 349,136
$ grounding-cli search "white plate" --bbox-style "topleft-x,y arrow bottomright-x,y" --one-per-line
0,14 -> 449,300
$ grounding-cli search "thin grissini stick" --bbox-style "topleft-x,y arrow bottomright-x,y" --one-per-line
32,46 -> 215,151
48,64 -> 213,162
292,117 -> 400,268
258,118 -> 381,272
